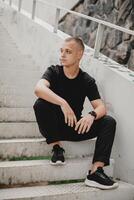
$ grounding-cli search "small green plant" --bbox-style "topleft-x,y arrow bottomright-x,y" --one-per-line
9,156 -> 51,161
49,179 -> 84,185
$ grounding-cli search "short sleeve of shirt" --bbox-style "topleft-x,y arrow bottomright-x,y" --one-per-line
84,73 -> 101,101
41,66 -> 56,87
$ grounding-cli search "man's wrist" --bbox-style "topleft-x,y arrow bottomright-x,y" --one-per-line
88,111 -> 97,119
59,99 -> 66,107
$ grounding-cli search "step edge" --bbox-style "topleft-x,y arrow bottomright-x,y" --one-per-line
0,158 -> 114,167
0,181 -> 133,200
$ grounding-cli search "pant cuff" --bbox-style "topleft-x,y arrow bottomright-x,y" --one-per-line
46,138 -> 61,144
92,157 -> 110,167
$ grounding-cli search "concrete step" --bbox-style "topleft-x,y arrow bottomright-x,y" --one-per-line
0,157 -> 114,185
0,138 -> 47,159
0,181 -> 134,200
0,29 -> 22,56
0,82 -> 37,93
0,29 -> 15,36
0,138 -> 96,159
0,53 -> 36,61
0,122 -> 41,138
0,49 -> 20,58
0,77 -> 39,86
0,52 -> 31,59
0,57 -> 41,70
0,69 -> 41,83
0,49 -> 25,57
0,85 -> 35,94
0,94 -> 36,107
0,33 -> 40,70
0,63 -> 41,71
0,48 -> 20,57
0,67 -> 41,74
0,107 -> 35,122
0,41 -> 18,50
0,84 -> 36,95
0,25 -> 14,37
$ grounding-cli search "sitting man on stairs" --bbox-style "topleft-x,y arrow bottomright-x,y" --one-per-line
33,37 -> 118,190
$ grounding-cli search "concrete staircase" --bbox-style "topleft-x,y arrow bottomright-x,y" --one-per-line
0,19 -> 134,200
1,182 -> 134,200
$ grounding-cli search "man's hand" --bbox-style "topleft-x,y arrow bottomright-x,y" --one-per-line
60,101 -> 77,127
75,114 -> 95,134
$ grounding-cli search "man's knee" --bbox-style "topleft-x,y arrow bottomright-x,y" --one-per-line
102,115 -> 117,131
33,98 -> 49,111
33,98 -> 61,119
103,115 -> 116,125
97,115 -> 116,139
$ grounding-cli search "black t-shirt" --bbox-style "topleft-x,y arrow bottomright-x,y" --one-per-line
41,65 -> 101,117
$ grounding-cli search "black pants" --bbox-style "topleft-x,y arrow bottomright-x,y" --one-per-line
33,98 -> 116,166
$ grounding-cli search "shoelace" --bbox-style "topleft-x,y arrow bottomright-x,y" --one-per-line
96,168 -> 112,180
52,146 -> 65,154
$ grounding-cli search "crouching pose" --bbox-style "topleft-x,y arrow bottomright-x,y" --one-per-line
33,37 -> 118,190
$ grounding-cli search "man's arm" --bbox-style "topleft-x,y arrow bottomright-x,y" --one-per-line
75,99 -> 106,134
34,79 -> 77,126
34,79 -> 65,106
90,99 -> 107,120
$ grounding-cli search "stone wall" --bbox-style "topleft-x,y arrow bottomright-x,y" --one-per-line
59,0 -> 134,70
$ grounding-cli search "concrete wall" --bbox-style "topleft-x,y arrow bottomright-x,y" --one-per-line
10,0 -> 79,25
1,2 -> 134,185
86,58 -> 134,185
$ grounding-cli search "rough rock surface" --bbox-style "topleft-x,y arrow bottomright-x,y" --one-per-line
59,0 -> 134,70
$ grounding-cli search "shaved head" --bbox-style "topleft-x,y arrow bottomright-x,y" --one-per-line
60,37 -> 84,68
65,37 -> 85,52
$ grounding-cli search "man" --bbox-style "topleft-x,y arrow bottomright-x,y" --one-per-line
33,37 -> 118,190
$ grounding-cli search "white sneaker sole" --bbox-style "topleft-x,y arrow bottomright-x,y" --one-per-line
50,160 -> 66,166
85,178 -> 119,190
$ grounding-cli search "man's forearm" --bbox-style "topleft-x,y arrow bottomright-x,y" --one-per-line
35,86 -> 65,106
94,105 -> 106,120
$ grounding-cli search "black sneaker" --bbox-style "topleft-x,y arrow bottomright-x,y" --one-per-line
50,144 -> 65,165
85,167 -> 119,190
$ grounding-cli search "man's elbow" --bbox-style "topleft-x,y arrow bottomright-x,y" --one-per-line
104,105 -> 107,116
34,87 -> 40,97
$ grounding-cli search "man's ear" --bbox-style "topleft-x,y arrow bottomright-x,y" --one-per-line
78,50 -> 84,59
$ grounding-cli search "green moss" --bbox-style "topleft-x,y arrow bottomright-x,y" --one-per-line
9,156 -> 51,161
49,179 -> 84,185
129,73 -> 134,77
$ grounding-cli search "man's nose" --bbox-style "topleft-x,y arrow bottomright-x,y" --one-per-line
61,51 -> 66,57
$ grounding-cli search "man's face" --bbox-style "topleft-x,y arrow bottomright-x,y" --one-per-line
60,40 -> 83,67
